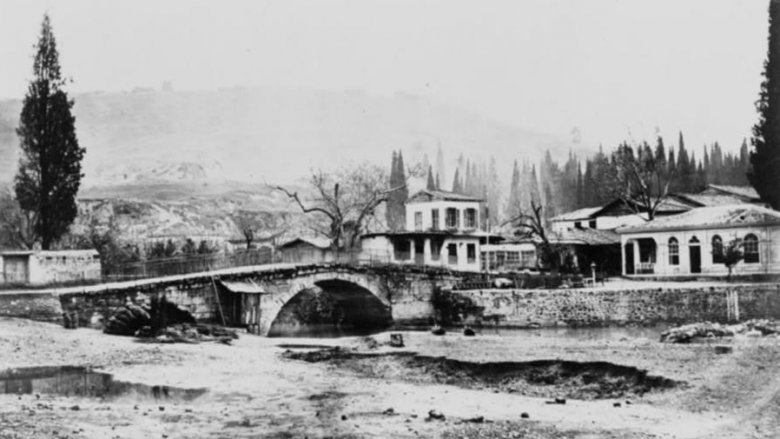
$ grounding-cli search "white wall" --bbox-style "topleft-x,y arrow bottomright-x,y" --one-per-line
406,200 -> 481,232
621,225 -> 779,277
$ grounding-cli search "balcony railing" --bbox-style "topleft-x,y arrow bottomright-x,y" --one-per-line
636,262 -> 655,274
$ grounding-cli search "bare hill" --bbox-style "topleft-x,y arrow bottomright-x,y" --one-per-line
0,87 -> 583,193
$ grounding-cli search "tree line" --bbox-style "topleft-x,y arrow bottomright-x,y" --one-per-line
385,134 -> 751,230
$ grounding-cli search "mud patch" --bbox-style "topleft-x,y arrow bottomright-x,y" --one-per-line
0,366 -> 206,401
283,348 -> 680,400
308,390 -> 349,401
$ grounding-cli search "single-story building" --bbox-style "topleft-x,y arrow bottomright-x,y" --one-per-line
617,204 -> 780,277
0,249 -> 101,286
480,242 -> 538,273
549,228 -> 622,275
277,237 -> 334,264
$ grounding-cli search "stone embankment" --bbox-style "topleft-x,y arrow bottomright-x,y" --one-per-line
445,283 -> 780,328
0,291 -> 62,322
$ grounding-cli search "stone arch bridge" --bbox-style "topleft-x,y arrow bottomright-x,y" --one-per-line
56,263 -> 462,335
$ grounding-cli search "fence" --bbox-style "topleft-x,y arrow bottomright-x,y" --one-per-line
102,248 -> 275,281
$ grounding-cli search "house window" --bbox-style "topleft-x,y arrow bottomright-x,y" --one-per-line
430,240 -> 441,261
445,208 -> 459,229
447,243 -> 458,265
574,221 -> 582,229
521,250 -> 536,267
414,212 -> 423,231
467,243 -> 476,264
668,237 -> 679,266
744,234 -> 759,263
506,251 -> 520,267
465,209 -> 477,229
465,208 -> 477,229
712,235 -> 724,263
588,220 -> 597,228
431,209 -> 440,230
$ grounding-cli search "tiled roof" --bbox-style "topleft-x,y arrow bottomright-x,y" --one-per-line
407,189 -> 483,203
551,206 -> 601,222
279,236 -> 332,249
618,204 -> 780,233
701,184 -> 760,200
673,193 -> 754,207
550,228 -> 620,245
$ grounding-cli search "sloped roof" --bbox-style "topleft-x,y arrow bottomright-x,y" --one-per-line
700,184 -> 760,200
407,189 -> 483,203
672,193 -> 754,207
618,204 -> 780,234
279,236 -> 332,249
594,197 -> 692,217
550,206 -> 601,222
549,228 -> 620,245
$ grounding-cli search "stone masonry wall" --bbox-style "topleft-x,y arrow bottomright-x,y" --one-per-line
0,292 -> 63,323
452,284 -> 780,327
60,282 -> 217,328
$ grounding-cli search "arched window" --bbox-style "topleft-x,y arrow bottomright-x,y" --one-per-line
712,235 -> 724,264
668,237 -> 679,266
744,234 -> 759,263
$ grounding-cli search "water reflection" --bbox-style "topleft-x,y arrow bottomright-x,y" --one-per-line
269,322 -> 668,341
0,366 -> 207,400
268,323 -> 387,338
474,325 -> 669,341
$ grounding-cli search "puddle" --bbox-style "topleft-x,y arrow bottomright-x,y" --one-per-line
0,366 -> 207,401
283,348 -> 680,400
276,343 -> 333,350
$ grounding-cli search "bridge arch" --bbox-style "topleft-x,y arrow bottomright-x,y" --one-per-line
261,271 -> 392,336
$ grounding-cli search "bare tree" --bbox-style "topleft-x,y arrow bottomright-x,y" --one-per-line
275,163 -> 409,250
602,141 -> 673,221
503,200 -> 565,271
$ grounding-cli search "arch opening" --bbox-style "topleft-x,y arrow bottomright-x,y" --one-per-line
268,279 -> 392,337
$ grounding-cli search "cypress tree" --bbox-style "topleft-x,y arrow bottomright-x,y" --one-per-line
386,151 -> 398,228
506,160 -> 522,220
395,150 -> 408,225
451,168 -> 462,193
426,165 -> 436,190
15,14 -> 85,249
749,0 -> 780,209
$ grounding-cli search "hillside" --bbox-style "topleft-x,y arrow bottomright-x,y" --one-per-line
0,87 -> 589,246
0,87 -> 584,191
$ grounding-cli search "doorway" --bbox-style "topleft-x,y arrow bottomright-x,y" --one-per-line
689,237 -> 701,274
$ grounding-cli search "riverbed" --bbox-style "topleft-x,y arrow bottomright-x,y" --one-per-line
1,317 -> 779,438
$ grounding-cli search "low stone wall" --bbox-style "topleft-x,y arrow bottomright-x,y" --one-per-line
451,284 -> 780,327
59,282 -> 218,328
0,292 -> 63,323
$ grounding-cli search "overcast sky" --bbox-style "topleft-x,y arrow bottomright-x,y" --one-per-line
0,0 -> 770,153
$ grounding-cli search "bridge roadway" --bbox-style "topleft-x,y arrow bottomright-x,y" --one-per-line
0,262 -> 464,335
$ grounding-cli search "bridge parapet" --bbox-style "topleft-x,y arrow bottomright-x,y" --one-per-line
54,262 -> 465,334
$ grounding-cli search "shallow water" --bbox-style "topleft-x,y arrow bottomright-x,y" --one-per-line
270,322 -> 669,342
477,325 -> 670,341
0,366 -> 207,401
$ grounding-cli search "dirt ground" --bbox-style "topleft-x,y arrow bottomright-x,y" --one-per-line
1,318 -> 779,438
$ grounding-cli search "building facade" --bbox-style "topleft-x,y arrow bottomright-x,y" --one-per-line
0,250 -> 102,286
361,189 -> 494,272
618,204 -> 780,277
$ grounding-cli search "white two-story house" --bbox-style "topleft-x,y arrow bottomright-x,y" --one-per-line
361,189 -> 496,272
